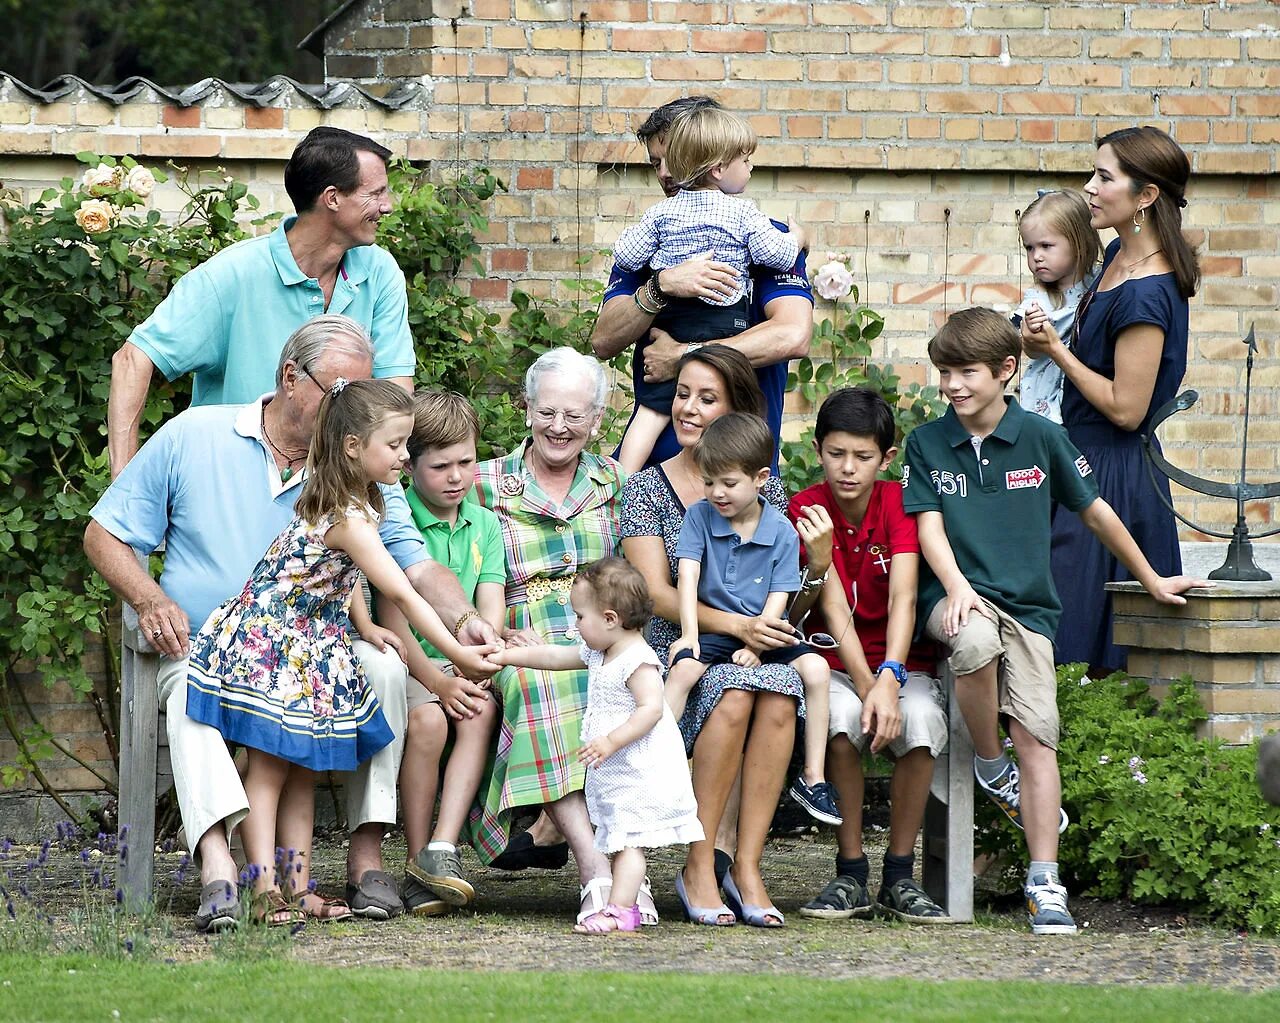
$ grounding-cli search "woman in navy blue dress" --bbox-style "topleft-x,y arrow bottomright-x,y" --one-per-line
1021,126 -> 1200,669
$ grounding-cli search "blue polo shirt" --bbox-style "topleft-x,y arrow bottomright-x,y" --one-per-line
129,216 -> 415,407
674,497 -> 803,617
602,219 -> 813,473
89,398 -> 427,631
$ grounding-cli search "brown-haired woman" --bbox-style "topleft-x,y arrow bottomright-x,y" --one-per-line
1022,126 -> 1200,668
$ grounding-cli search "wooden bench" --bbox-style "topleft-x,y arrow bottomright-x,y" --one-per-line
921,667 -> 975,922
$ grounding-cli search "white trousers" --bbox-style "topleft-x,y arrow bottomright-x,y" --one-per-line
158,639 -> 409,852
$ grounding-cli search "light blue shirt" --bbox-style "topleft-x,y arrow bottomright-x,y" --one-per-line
129,216 -> 415,407
674,497 -> 802,617
89,398 -> 427,631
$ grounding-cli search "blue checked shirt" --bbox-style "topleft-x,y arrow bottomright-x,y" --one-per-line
612,190 -> 799,307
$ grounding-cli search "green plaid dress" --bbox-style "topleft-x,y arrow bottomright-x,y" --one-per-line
467,442 -> 624,863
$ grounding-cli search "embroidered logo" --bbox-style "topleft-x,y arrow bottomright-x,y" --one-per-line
869,544 -> 890,573
1075,455 -> 1093,478
1005,466 -> 1046,490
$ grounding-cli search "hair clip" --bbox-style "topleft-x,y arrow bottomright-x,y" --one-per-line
330,377 -> 349,396
1035,188 -> 1053,198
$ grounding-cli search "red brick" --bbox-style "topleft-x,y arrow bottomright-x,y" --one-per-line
162,105 -> 200,129
787,115 -> 824,138
692,29 -> 766,52
530,28 -> 608,49
582,0 -> 648,19
848,32 -> 924,54
244,106 -> 284,130
655,2 -> 729,24
809,59 -> 882,83
814,3 -> 888,27
729,56 -> 804,81
471,278 -> 510,300
893,282 -> 964,305
492,248 -> 529,272
1020,120 -> 1055,144
516,166 -> 553,189
1161,94 -> 1233,117
766,87 -> 844,112
473,55 -> 510,77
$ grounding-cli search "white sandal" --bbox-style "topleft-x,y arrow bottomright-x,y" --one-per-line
577,876 -> 611,925
638,876 -> 659,926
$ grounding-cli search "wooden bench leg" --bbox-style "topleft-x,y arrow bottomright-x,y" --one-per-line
922,666 -> 974,922
118,612 -> 159,911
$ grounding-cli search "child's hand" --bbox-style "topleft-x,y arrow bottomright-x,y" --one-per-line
731,647 -> 762,668
787,217 -> 809,251
432,670 -> 491,721
793,504 -> 835,577
1021,311 -> 1063,358
453,643 -> 501,680
1147,574 -> 1213,605
670,635 -> 700,660
943,582 -> 988,637
358,624 -> 407,663
579,735 -> 617,768
1024,301 -> 1046,333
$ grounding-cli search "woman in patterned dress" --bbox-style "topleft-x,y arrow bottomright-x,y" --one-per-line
469,348 -> 627,922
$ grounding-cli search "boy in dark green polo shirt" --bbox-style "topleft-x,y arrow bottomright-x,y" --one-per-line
902,308 -> 1206,935
379,391 -> 506,915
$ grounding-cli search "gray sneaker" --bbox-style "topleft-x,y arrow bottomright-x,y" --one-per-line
798,875 -> 874,920
876,878 -> 954,925
401,874 -> 451,917
1025,872 -> 1078,935
406,846 -> 475,907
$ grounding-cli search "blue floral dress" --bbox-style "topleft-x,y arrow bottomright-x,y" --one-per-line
185,509 -> 394,772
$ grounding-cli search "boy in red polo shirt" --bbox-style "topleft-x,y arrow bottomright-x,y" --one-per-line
788,387 -> 952,923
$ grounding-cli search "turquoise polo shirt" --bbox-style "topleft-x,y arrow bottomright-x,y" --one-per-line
129,216 -> 415,407
674,497 -> 803,617
404,486 -> 506,659
902,398 -> 1099,639
90,398 -> 427,631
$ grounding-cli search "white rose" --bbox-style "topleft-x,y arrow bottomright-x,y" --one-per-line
81,165 -> 123,196
812,260 -> 855,302
74,198 -> 116,235
124,165 -> 156,199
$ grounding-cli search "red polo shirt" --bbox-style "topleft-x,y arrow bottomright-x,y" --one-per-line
788,479 -> 936,675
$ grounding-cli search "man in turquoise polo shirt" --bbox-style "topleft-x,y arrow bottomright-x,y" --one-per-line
107,126 -> 415,475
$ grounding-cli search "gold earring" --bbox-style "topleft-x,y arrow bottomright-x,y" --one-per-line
1133,207 -> 1146,233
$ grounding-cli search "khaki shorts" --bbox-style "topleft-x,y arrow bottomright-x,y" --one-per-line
828,669 -> 948,759
924,597 -> 1059,749
405,659 -> 446,714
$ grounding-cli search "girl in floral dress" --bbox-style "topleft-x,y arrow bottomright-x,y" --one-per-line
186,379 -> 483,924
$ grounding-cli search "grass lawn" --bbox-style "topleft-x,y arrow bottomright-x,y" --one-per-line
2,955 -> 1277,1023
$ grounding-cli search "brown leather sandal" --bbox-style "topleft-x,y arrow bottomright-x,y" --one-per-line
251,890 -> 305,928
298,892 -> 355,922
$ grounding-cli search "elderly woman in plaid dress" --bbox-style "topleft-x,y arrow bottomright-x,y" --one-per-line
468,348 -> 634,923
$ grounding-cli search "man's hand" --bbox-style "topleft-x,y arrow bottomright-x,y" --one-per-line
430,671 -> 492,722
794,504 -> 835,577
655,252 -> 740,302
642,328 -> 686,384
458,615 -> 501,648
136,593 -> 190,659
786,217 -> 808,251
861,674 -> 903,754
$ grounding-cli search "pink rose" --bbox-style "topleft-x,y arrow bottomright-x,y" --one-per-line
812,260 -> 855,302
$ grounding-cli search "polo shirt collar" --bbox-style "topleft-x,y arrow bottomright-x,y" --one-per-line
236,394 -> 306,495
940,397 -> 1024,448
269,215 -> 370,288
709,496 -> 777,544
405,485 -> 472,532
818,480 -> 879,547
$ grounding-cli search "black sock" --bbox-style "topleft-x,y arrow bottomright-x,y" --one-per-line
835,855 -> 869,886
882,852 -> 914,889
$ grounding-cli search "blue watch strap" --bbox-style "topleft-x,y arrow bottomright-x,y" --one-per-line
876,660 -> 908,687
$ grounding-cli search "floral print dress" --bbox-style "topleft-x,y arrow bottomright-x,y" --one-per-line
185,510 -> 394,772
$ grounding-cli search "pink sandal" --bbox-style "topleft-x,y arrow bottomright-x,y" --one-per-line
573,902 -> 642,935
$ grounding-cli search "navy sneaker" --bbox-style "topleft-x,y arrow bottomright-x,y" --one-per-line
788,777 -> 843,826
976,763 -> 1069,834
1025,872 -> 1078,935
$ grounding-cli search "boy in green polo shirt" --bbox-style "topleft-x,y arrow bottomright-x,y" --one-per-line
902,308 -> 1206,935
379,390 -> 506,915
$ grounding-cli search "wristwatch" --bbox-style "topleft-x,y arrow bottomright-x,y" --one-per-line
798,568 -> 828,594
876,660 -> 908,687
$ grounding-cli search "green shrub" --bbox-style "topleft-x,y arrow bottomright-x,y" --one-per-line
979,664 -> 1280,934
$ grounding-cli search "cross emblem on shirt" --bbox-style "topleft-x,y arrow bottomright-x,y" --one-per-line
871,546 -> 890,573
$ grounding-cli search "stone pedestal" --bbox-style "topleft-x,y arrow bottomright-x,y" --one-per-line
1107,580 -> 1280,744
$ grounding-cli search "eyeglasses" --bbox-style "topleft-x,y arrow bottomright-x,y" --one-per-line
299,365 -> 329,393
805,582 -> 857,650
531,407 -> 592,428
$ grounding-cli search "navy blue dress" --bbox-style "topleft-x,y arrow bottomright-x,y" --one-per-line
1051,240 -> 1188,668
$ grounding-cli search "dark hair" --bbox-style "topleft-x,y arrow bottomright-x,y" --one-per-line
1097,126 -> 1200,299
676,344 -> 765,418
296,379 -> 413,526
284,127 -> 393,214
927,308 -> 1021,378
815,387 -> 895,453
635,95 -> 722,143
576,557 -> 653,631
693,412 -> 773,477
408,390 -> 479,461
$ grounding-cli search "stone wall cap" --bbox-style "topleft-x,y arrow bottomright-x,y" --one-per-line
1106,580 -> 1280,598
0,71 -> 426,111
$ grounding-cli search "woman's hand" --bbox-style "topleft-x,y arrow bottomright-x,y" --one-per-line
1146,574 -> 1213,605
579,734 -> 618,768
357,623 -> 407,663
1021,305 -> 1065,359
793,504 -> 835,577
502,626 -> 543,648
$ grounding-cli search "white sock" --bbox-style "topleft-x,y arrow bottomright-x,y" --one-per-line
427,841 -> 456,853
974,752 -> 1013,785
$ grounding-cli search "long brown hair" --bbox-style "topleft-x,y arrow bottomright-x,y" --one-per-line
295,379 -> 413,526
1018,190 -> 1101,309
677,344 -> 765,418
1098,126 -> 1200,298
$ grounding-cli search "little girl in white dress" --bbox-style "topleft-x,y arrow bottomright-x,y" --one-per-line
493,557 -> 703,934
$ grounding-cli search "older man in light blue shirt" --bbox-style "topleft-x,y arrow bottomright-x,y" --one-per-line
87,316 -> 496,929
107,127 -> 415,476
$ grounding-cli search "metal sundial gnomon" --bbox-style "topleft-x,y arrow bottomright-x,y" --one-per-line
1142,324 -> 1279,581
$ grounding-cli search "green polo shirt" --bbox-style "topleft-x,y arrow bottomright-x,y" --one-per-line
405,485 -> 506,659
902,397 -> 1099,639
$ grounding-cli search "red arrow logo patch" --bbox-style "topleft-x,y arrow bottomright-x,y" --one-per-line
1005,465 -> 1046,490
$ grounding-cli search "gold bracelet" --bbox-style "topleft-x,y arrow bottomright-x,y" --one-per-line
452,609 -> 481,639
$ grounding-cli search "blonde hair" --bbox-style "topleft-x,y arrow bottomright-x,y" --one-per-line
576,558 -> 653,632
295,379 -> 414,526
1018,191 -> 1102,309
665,106 -> 757,190
408,389 -> 480,460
